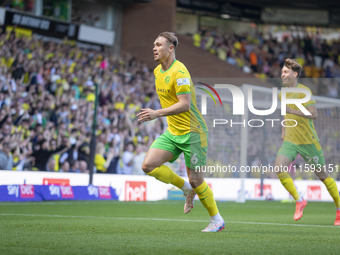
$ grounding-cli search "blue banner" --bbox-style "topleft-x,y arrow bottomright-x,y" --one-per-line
0,185 -> 118,202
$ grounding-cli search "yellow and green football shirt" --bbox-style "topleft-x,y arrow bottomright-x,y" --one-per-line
279,84 -> 320,149
154,60 -> 207,136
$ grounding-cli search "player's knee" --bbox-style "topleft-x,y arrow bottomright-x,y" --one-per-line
315,170 -> 328,181
142,160 -> 156,173
189,177 -> 203,189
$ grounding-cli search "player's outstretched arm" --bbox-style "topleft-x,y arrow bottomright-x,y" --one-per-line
286,104 -> 318,119
137,94 -> 190,123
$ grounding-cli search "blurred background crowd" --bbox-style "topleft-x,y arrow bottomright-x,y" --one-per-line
0,27 -> 165,174
193,30 -> 340,97
0,24 -> 339,179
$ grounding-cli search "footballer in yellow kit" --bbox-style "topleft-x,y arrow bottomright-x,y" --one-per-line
275,58 -> 340,225
151,59 -> 208,169
137,32 -> 224,232
153,59 -> 207,136
278,83 -> 324,165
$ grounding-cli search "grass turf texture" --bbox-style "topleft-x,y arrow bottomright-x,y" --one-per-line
0,200 -> 339,254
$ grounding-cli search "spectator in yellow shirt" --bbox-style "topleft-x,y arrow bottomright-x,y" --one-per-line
94,142 -> 114,173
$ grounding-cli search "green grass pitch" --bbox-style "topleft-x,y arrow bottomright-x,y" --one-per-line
0,200 -> 339,254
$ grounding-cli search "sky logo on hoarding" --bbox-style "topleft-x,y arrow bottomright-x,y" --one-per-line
49,185 -> 61,197
7,185 -> 19,198
88,185 -> 99,198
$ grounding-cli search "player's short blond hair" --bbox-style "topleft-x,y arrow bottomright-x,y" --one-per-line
284,58 -> 302,78
158,32 -> 178,48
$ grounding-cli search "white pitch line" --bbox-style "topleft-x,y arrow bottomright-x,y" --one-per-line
0,213 -> 338,229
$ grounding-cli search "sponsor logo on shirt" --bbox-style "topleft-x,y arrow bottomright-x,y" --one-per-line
157,88 -> 170,93
176,78 -> 190,86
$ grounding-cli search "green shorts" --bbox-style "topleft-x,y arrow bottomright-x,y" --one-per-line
150,130 -> 208,169
277,141 -> 325,166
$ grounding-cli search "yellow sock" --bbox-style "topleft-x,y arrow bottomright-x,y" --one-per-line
147,165 -> 184,189
323,177 -> 340,208
277,172 -> 300,201
194,180 -> 218,217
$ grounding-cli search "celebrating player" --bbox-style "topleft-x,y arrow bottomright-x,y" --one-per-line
137,32 -> 224,232
275,58 -> 340,225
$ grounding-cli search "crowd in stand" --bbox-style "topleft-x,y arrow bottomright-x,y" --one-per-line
204,107 -> 340,180
194,30 -> 340,180
192,30 -> 340,179
193,30 -> 340,97
0,26 -> 339,179
0,28 -> 164,174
